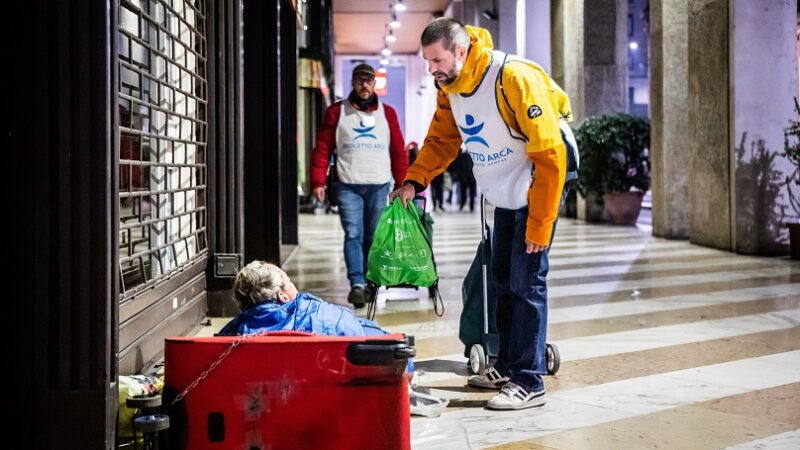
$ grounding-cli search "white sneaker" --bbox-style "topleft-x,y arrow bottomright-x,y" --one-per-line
486,381 -> 545,410
467,366 -> 509,389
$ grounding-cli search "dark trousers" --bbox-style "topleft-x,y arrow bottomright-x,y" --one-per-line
491,184 -> 570,392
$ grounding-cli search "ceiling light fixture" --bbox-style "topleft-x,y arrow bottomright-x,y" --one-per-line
394,1 -> 406,12
385,30 -> 397,43
380,58 -> 390,66
390,13 -> 401,28
378,67 -> 388,74
381,47 -> 392,56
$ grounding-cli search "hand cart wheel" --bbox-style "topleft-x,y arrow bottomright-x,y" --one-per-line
546,343 -> 560,375
468,343 -> 487,375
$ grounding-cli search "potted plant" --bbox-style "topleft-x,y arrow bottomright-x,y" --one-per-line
783,98 -> 800,259
574,113 -> 651,225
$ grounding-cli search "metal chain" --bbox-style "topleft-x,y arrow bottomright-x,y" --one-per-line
171,331 -> 264,405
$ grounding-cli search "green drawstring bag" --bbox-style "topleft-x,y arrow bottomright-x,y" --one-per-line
366,198 -> 438,289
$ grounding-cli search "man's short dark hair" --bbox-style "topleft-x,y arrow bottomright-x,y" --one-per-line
421,17 -> 470,53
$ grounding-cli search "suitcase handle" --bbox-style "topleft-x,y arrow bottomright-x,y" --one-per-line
394,347 -> 416,359
346,340 -> 416,366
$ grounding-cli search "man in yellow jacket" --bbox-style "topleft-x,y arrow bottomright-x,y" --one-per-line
391,18 -> 577,410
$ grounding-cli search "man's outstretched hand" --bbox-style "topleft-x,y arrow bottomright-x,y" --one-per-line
389,184 -> 416,207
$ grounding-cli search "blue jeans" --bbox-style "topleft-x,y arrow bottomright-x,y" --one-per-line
491,186 -> 570,392
336,182 -> 391,287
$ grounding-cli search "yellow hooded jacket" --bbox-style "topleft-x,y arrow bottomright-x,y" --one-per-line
407,26 -> 572,246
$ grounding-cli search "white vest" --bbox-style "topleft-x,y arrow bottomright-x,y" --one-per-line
448,51 -> 532,209
335,100 -> 393,185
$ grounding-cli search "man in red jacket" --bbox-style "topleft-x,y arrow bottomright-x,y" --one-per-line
311,63 -> 408,308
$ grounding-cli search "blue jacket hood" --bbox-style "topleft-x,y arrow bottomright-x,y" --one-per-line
219,292 -> 386,337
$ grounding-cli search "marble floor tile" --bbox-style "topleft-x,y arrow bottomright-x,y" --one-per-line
554,327 -> 800,387
498,390 -> 799,450
547,267 -> 797,298
703,383 -> 800,427
414,327 -> 800,395
411,352 -> 800,449
721,428 -> 800,450
414,308 -> 800,370
553,310 -> 800,362
366,280 -> 800,326
547,256 -> 775,280
388,284 -> 799,339
549,297 -> 800,340
544,275 -> 800,310
550,250 -> 740,270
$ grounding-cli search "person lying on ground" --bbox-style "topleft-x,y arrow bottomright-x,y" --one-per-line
219,260 -> 449,416
220,260 -> 387,337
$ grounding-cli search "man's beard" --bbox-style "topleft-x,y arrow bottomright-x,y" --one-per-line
436,57 -> 464,86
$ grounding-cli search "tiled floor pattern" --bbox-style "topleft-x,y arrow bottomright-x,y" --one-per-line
281,210 -> 799,450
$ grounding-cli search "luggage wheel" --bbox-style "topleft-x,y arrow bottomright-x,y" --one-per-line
546,343 -> 560,375
469,344 -> 487,375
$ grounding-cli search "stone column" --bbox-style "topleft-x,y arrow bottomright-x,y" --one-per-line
583,0 -> 629,117
552,0 -> 588,219
687,0 -> 798,254
650,0 -> 690,238
688,0 -> 732,250
553,0 -> 628,221
551,0 -> 585,121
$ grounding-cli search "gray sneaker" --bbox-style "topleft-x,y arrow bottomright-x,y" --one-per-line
486,381 -> 546,410
467,365 -> 509,389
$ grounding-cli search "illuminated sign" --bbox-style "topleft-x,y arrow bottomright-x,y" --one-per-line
374,72 -> 388,97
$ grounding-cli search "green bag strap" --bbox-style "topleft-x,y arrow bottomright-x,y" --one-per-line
393,198 -> 438,276
396,199 -> 445,317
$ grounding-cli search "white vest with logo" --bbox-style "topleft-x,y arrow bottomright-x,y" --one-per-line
335,100 -> 392,185
448,51 -> 532,210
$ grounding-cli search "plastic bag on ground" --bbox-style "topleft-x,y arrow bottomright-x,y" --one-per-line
409,386 -> 449,418
117,374 -> 163,438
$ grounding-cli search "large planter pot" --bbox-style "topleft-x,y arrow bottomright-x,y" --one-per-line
603,191 -> 645,225
789,222 -> 800,260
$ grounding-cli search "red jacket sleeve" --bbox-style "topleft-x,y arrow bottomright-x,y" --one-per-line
383,104 -> 408,189
310,102 -> 342,189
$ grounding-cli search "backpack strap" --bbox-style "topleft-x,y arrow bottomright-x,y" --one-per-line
498,55 -> 580,182
496,53 -> 528,143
